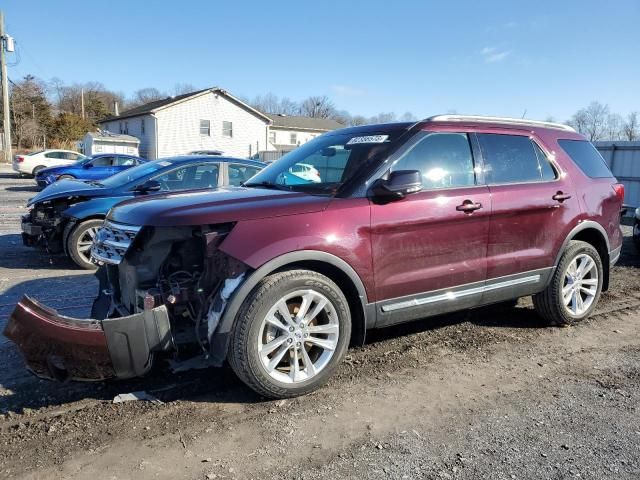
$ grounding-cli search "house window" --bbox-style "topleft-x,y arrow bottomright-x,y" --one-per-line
290,133 -> 297,145
124,121 -> 129,134
119,122 -> 123,134
200,119 -> 211,136
269,131 -> 276,144
141,119 -> 145,135
222,121 -> 233,138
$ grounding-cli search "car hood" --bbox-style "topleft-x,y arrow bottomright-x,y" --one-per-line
108,187 -> 331,226
28,179 -> 108,206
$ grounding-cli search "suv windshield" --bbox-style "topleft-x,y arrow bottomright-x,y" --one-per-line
245,131 -> 404,194
101,158 -> 177,188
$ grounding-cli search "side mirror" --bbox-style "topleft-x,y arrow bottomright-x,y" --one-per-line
134,179 -> 161,193
370,170 -> 422,201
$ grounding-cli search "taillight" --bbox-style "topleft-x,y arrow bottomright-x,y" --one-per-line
15,155 -> 24,163
612,183 -> 625,202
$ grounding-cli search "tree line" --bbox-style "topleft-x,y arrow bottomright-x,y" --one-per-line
2,74 -> 638,152
566,101 -> 638,142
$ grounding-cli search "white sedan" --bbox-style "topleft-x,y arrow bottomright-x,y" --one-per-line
13,149 -> 86,176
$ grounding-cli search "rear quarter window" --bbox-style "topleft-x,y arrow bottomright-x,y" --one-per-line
557,139 -> 613,178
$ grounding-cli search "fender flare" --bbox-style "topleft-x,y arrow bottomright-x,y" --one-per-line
209,250 -> 371,365
553,220 -> 610,268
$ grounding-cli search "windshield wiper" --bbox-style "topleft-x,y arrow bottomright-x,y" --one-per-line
243,181 -> 290,190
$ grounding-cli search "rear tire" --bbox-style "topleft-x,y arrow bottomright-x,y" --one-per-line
32,165 -> 46,175
533,240 -> 603,326
66,219 -> 103,270
228,270 -> 351,399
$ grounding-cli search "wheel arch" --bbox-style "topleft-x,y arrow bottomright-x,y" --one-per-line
62,215 -> 106,255
213,250 -> 372,362
555,221 -> 610,291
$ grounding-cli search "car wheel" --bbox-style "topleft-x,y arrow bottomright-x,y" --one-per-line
67,219 -> 103,270
634,223 -> 640,252
533,240 -> 603,326
32,165 -> 46,175
228,270 -> 351,399
58,175 -> 74,180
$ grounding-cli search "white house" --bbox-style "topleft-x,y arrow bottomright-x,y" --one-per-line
265,113 -> 343,151
99,88 -> 272,159
81,131 -> 140,156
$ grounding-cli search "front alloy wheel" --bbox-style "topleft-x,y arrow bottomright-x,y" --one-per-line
229,270 -> 351,398
67,219 -> 103,270
258,289 -> 340,384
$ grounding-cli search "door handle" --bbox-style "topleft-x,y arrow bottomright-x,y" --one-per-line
456,200 -> 483,213
552,191 -> 572,202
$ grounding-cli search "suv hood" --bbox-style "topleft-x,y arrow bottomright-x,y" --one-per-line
108,187 -> 331,226
28,179 -> 108,206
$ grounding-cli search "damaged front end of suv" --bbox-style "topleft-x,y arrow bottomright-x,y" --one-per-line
5,220 -> 249,381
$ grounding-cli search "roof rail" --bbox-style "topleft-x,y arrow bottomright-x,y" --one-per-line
426,114 -> 576,132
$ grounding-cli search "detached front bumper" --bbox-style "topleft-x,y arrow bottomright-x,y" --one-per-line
4,296 -> 174,382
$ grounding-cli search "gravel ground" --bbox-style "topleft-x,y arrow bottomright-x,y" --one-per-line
1,164 -> 639,479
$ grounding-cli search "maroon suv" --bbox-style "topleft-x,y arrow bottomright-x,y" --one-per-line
5,115 -> 625,399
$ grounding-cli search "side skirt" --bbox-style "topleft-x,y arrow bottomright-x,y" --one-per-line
375,268 -> 553,328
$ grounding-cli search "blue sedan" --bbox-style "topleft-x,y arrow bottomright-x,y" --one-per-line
22,156 -> 265,269
34,154 -> 146,187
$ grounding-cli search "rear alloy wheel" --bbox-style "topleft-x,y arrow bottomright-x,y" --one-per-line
229,270 -> 351,399
32,165 -> 46,176
533,240 -> 603,326
67,219 -> 103,270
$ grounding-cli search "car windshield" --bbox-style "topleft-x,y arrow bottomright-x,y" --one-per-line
245,131 -> 404,194
100,158 -> 178,188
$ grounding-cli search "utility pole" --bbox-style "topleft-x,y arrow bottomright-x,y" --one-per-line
0,11 -> 11,163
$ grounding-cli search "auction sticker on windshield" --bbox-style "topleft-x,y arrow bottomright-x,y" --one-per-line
346,135 -> 389,145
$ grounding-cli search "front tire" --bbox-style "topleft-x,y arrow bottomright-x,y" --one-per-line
533,240 -> 603,326
66,219 -> 103,270
228,270 -> 351,399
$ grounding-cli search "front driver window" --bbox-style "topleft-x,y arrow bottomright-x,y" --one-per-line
91,156 -> 116,167
391,132 -> 476,189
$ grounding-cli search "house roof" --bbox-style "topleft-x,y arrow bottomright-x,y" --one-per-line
85,131 -> 140,144
265,113 -> 343,132
99,88 -> 272,124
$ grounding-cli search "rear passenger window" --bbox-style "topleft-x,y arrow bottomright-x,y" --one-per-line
532,143 -> 557,181
391,132 -> 475,189
478,134 -> 554,184
557,139 -> 613,178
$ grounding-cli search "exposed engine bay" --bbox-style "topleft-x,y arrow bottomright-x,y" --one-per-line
22,198 -> 82,253
91,222 -> 248,369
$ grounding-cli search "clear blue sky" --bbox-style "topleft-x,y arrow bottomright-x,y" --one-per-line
4,0 -> 639,121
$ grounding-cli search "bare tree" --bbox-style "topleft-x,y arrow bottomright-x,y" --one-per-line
10,75 -> 51,148
400,112 -> 417,122
172,83 -> 196,96
604,113 -> 623,140
568,102 -> 609,141
348,115 -> 368,126
130,88 -> 166,107
623,112 -> 639,141
369,112 -> 397,124
299,95 -> 335,118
